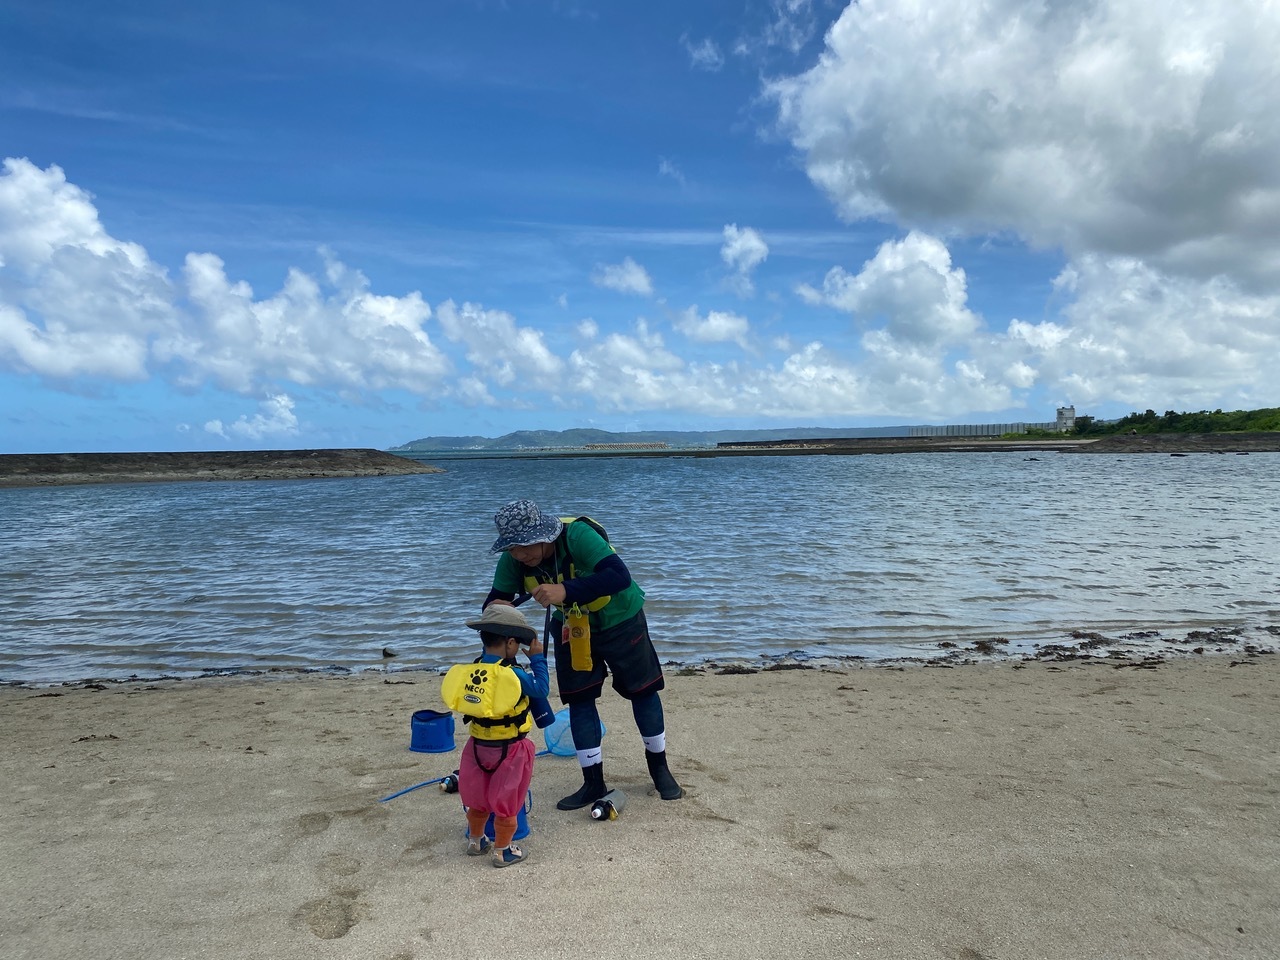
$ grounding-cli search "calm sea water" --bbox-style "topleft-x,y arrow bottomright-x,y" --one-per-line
2,452 -> 1278,685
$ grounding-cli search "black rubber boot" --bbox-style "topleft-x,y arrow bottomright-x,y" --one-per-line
557,762 -> 607,810
645,750 -> 683,800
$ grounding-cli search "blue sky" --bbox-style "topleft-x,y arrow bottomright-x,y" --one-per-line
2,0 -> 1278,453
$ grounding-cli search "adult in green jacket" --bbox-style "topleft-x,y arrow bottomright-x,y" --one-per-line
484,499 -> 682,809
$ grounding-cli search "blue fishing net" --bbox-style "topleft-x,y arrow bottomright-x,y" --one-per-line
543,708 -> 605,756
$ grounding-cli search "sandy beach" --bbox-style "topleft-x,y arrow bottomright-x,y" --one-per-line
3,653 -> 1277,960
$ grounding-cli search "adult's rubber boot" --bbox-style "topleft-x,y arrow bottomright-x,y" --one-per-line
557,762 -> 607,810
645,750 -> 683,800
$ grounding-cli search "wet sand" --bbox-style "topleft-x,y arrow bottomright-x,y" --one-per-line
2,653 -> 1277,960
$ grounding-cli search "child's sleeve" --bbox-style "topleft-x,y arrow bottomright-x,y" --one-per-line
518,655 -> 551,700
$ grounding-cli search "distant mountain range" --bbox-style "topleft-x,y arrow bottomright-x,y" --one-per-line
390,425 -> 917,451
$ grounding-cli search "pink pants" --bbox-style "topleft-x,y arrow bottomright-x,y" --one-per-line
457,736 -> 535,817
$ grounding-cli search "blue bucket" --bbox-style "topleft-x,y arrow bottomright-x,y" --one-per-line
410,709 -> 455,753
465,790 -> 533,841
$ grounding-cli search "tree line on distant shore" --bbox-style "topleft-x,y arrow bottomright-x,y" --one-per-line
1072,407 -> 1280,435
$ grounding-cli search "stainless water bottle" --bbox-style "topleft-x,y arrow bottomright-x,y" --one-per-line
590,788 -> 627,820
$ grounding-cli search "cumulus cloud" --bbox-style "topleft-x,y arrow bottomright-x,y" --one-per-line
0,158 -> 176,381
770,0 -> 1280,416
674,306 -> 751,349
204,393 -> 300,440
797,232 -> 979,346
161,250 -> 448,395
0,159 -> 453,403
559,331 -> 1007,422
591,257 -> 655,297
435,299 -> 564,393
1022,256 -> 1280,409
721,224 -> 769,296
768,0 -> 1280,288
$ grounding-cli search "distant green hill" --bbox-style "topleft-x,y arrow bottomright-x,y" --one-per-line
391,406 -> 1280,452
390,425 -> 912,451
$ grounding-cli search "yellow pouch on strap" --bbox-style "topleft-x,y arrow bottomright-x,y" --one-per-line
566,604 -> 592,671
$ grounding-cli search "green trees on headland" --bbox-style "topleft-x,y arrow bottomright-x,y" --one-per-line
1074,407 -> 1280,435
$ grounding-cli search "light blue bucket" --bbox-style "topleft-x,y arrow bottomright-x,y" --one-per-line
542,708 -> 605,757
410,709 -> 455,753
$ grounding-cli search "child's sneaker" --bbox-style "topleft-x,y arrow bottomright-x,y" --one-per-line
493,843 -> 526,868
466,835 -> 493,857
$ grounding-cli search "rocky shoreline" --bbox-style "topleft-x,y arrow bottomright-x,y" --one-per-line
0,448 -> 443,488
1060,431 -> 1280,453
3,433 -> 1276,487
714,431 -> 1280,456
413,431 -> 1280,461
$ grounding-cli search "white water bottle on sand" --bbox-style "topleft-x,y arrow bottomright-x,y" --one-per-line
590,788 -> 627,820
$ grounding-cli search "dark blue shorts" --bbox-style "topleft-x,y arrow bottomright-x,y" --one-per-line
554,609 -> 665,704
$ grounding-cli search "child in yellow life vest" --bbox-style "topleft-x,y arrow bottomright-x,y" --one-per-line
441,604 -> 549,867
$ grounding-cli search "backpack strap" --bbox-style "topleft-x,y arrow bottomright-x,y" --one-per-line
470,737 -> 510,773
464,706 -> 530,729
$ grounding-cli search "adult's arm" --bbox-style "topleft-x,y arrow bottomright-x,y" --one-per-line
483,587 -> 517,609
484,551 -> 522,608
562,552 -> 630,607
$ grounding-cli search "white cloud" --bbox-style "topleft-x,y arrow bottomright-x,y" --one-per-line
0,159 -> 452,399
721,224 -> 769,296
767,0 -> 1280,289
158,250 -> 448,395
435,299 -> 563,391
563,319 -> 685,406
771,1 -> 1280,417
1025,255 -> 1280,409
735,0 -> 825,59
0,158 -> 176,381
10,123 -> 1278,443
591,257 -> 654,297
674,306 -> 751,349
204,394 -> 300,441
658,156 -> 688,187
797,232 -> 979,346
453,375 -> 497,407
682,35 -> 724,72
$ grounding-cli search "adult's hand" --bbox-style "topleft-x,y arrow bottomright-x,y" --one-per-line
531,582 -> 567,607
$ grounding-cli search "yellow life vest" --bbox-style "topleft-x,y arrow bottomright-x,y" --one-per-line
519,516 -> 612,613
440,660 -> 532,743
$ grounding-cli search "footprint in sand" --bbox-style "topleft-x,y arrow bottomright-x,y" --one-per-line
295,888 -> 366,940
318,852 -> 361,879
297,812 -> 332,836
